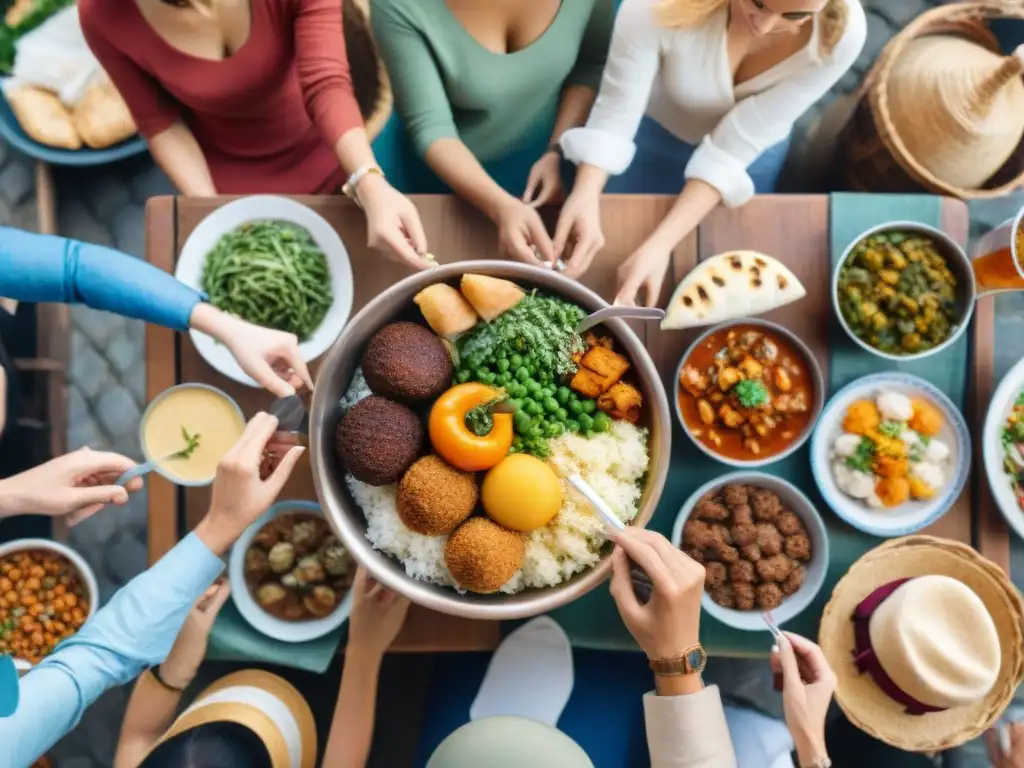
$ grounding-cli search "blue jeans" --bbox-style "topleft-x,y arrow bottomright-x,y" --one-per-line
605,115 -> 791,195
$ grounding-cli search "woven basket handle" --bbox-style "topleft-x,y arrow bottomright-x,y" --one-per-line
968,44 -> 1024,116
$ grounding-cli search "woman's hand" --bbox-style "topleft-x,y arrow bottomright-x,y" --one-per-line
523,151 -> 564,208
347,568 -> 410,661
614,243 -> 672,308
609,528 -> 704,660
159,581 -> 232,690
0,447 -> 144,525
357,174 -> 432,273
771,632 -> 835,766
987,723 -> 1024,768
496,198 -> 556,268
553,190 -> 605,279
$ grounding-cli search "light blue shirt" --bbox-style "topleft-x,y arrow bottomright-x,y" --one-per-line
0,533 -> 225,768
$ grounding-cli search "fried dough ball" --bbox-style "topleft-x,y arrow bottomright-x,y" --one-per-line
751,490 -> 783,522
873,455 -> 909,479
756,554 -> 794,582
730,560 -> 757,584
734,583 -> 757,610
909,399 -> 943,437
740,544 -> 762,562
756,523 -> 783,556
695,499 -> 731,522
710,584 -> 735,608
756,583 -> 784,610
843,399 -> 880,435
705,562 -> 728,589
684,520 -> 717,550
731,504 -> 754,526
716,545 -> 740,563
709,523 -> 733,546
875,476 -> 911,508
730,523 -> 758,548
785,533 -> 812,562
775,511 -> 804,537
684,548 -> 706,565
723,484 -> 749,507
782,565 -> 805,596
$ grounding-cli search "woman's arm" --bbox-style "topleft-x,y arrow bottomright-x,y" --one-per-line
147,123 -> 217,197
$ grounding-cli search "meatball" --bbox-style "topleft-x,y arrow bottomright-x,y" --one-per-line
709,523 -> 733,546
776,511 -> 804,536
723,484 -> 749,507
756,523 -> 784,556
729,560 -> 757,584
731,504 -> 754,526
730,523 -> 758,548
684,519 -> 717,550
734,583 -> 757,610
695,498 -> 731,522
710,584 -> 735,608
785,533 -> 812,561
756,554 -> 795,583
782,565 -> 805,596
740,544 -> 762,562
705,561 -> 728,589
684,548 -> 706,565
751,489 -> 783,522
244,548 -> 270,581
756,583 -> 784,610
714,544 -> 740,563
268,542 -> 296,574
256,583 -> 287,608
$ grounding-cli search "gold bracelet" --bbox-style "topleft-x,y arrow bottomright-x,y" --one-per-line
341,164 -> 384,209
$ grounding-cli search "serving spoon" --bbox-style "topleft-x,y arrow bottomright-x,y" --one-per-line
576,306 -> 665,335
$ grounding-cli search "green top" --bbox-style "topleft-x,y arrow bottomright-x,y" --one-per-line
371,0 -> 614,162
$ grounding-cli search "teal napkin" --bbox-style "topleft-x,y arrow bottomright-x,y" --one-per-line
0,654 -> 17,717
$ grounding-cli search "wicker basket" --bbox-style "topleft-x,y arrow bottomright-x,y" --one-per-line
839,1 -> 1024,199
344,0 -> 392,140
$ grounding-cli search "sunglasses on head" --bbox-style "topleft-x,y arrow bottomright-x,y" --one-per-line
749,0 -> 815,21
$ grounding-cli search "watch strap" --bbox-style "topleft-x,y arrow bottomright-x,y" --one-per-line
648,644 -> 706,676
547,140 -> 564,159
341,164 -> 384,208
148,665 -> 187,693
802,760 -> 831,768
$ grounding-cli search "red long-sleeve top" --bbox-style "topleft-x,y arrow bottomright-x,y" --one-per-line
80,0 -> 363,194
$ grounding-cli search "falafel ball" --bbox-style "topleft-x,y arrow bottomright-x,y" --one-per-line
337,395 -> 424,485
782,565 -> 805,596
397,455 -> 478,535
755,523 -> 784,556
751,489 -> 783,522
710,523 -> 733,546
445,518 -> 524,594
710,584 -> 735,608
731,504 -> 754,526
785,533 -> 812,561
723,484 -> 749,507
734,582 -> 757,610
705,562 -> 728,589
740,544 -> 762,562
684,519 -> 716,549
684,548 -> 707,565
729,560 -> 757,584
730,523 -> 758,548
362,322 -> 453,402
756,583 -> 784,610
695,499 -> 730,522
756,554 -> 795,583
715,544 -> 740,563
776,511 -> 805,537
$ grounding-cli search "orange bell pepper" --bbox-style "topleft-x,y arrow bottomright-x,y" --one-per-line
428,383 -> 514,472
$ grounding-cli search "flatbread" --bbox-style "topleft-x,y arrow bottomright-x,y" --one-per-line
661,251 -> 806,329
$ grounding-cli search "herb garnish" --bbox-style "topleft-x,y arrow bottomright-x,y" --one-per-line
169,426 -> 201,460
735,379 -> 769,409
845,437 -> 876,473
878,420 -> 905,438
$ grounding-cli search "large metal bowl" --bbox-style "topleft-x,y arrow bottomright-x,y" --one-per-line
309,261 -> 672,620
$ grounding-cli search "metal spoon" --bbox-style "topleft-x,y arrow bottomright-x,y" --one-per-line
577,306 -> 665,335
567,474 -> 653,605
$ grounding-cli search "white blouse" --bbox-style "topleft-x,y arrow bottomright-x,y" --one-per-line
561,0 -> 866,206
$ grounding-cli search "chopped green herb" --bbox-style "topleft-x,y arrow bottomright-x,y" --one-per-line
169,426 -> 202,461
845,438 -> 876,473
1014,391 -> 1024,407
734,379 -> 769,409
878,420 -> 905,438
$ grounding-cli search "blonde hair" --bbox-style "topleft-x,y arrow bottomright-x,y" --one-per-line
655,0 -> 849,55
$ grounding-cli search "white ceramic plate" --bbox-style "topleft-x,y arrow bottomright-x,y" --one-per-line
670,472 -> 829,632
810,372 -> 970,537
175,196 -> 354,387
229,500 -> 354,643
983,355 -> 1024,542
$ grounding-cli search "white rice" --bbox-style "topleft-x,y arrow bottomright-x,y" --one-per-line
340,368 -> 650,593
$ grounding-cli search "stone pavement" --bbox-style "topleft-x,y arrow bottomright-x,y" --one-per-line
0,0 -> 1002,764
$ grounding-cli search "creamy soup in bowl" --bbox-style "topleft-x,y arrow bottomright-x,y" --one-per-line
141,384 -> 245,486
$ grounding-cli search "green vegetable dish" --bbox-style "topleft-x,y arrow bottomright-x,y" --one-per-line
201,221 -> 333,341
1000,390 -> 1024,512
837,230 -> 961,356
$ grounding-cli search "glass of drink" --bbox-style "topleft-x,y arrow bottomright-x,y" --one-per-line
972,204 -> 1024,296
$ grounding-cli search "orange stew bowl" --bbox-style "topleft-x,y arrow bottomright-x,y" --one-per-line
675,318 -> 824,468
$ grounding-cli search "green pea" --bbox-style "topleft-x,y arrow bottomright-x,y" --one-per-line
511,435 -> 523,449
496,358 -> 510,373
509,398 -> 523,412
556,387 -> 571,405
510,354 -> 524,368
584,429 -> 596,439
566,419 -> 581,433
473,366 -> 489,380
592,412 -> 612,433
481,372 -> 496,385
555,407 -> 568,422
582,399 -> 597,415
496,372 -> 511,386
456,369 -> 472,383
515,367 -> 530,382
578,413 -> 594,430
568,400 -> 583,415
543,396 -> 559,414
514,411 -> 532,433
528,425 -> 544,439
546,422 -> 564,438
525,400 -> 543,417
525,380 -> 541,395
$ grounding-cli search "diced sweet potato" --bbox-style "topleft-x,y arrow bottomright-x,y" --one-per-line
580,345 -> 630,384
598,382 -> 643,423
571,369 -> 607,399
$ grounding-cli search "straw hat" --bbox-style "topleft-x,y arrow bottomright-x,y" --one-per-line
344,0 -> 392,140
157,670 -> 317,768
884,36 -> 1024,190
819,536 -> 1024,752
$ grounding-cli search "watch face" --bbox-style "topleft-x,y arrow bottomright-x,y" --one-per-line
686,647 -> 706,672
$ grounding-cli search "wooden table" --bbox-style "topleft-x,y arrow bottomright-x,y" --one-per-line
145,193 -> 994,653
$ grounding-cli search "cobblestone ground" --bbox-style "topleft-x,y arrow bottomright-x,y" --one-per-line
0,0 -> 1004,764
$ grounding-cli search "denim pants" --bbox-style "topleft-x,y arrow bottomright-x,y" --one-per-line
605,114 -> 791,195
